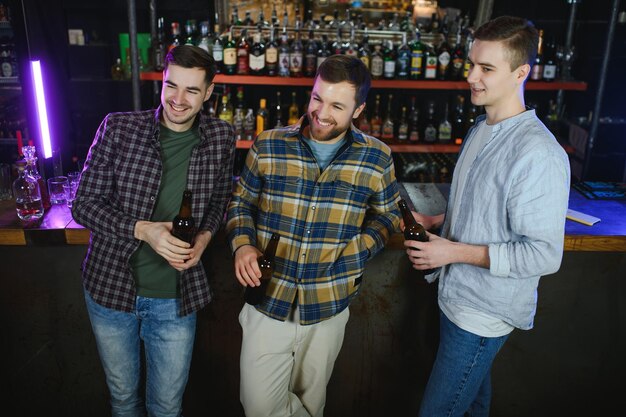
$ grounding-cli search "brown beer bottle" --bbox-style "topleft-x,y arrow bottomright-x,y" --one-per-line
171,189 -> 196,245
245,233 -> 280,305
398,199 -> 436,275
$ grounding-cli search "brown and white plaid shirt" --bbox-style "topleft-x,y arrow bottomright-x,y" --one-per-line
73,107 -> 235,316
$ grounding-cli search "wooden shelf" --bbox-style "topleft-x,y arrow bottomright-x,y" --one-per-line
140,72 -> 588,91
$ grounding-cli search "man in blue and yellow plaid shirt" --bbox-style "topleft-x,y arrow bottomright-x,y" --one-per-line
226,55 -> 400,417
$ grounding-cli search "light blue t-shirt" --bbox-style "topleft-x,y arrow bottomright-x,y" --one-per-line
302,136 -> 346,171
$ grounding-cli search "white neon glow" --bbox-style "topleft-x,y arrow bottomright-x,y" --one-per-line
30,60 -> 52,158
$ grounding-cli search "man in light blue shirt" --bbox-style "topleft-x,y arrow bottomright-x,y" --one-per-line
403,16 -> 570,417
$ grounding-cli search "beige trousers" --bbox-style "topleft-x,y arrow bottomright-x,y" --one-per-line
238,303 -> 350,417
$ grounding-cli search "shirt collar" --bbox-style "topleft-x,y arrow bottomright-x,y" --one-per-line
479,108 -> 537,133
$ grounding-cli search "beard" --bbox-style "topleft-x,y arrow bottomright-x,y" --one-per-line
306,111 -> 352,142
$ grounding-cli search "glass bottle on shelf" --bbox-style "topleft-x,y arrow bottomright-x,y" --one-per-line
410,27 -> 424,80
278,27 -> 290,77
438,103 -> 452,143
357,110 -> 371,135
233,108 -> 244,140
464,104 -> 478,133
22,145 -> 50,209
452,95 -> 465,144
358,31 -> 371,71
542,37 -> 557,82
218,94 -> 234,125
237,29 -> 250,75
381,94 -> 395,143
450,27 -> 465,81
111,58 -> 125,80
317,35 -> 331,69
531,29 -> 545,81
287,92 -> 300,125
223,27 -> 237,75
274,91 -> 284,128
13,160 -> 44,221
370,44 -> 384,80
197,21 -> 212,54
266,27 -> 278,77
304,30 -> 318,77
424,44 -> 437,80
289,30 -> 304,78
249,31 -> 266,75
212,16 -> 224,74
437,30 -> 451,80
184,19 -> 198,46
256,99 -> 269,137
423,101 -> 438,143
397,106 -> 409,142
462,33 -> 474,80
370,94 -> 382,138
408,96 -> 420,142
383,40 -> 396,80
153,17 -> 166,71
396,32 -> 410,80
169,22 -> 182,51
244,108 -> 255,140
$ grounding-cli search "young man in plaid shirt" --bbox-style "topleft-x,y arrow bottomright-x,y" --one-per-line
73,45 -> 235,416
227,55 -> 400,417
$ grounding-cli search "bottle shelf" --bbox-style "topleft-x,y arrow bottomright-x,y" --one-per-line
140,72 -> 587,91
236,139 -> 461,153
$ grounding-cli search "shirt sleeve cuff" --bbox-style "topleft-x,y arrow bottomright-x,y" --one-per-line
488,243 -> 510,277
231,234 -> 254,254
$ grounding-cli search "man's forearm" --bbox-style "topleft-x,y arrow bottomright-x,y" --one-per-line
451,241 -> 490,269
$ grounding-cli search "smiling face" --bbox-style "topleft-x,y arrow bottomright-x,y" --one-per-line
305,77 -> 365,143
160,64 -> 213,132
467,39 -> 529,123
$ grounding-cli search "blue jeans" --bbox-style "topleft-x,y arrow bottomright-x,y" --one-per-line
419,310 -> 510,417
84,290 -> 196,417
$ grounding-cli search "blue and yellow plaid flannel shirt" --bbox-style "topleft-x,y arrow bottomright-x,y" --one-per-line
226,117 -> 400,325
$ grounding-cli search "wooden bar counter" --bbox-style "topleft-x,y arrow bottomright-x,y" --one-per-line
1,184 -> 625,251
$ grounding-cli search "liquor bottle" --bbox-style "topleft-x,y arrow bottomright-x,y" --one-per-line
111,58 -> 125,80
213,18 -> 224,74
266,27 -> 278,77
271,4 -> 279,27
370,94 -> 382,138
370,44 -> 384,80
304,30 -> 318,77
437,30 -> 451,80
243,108 -> 256,140
328,10 -> 340,30
317,35 -> 331,69
282,5 -> 289,28
258,10 -> 270,28
256,98 -> 269,137
169,22 -> 182,51
197,21 -> 212,53
423,45 -> 437,80
438,103 -> 452,142
400,11 -> 414,33
358,32 -> 371,71
153,17 -> 166,71
22,145 -> 50,209
383,40 -> 396,80
233,108 -> 244,140
290,30 -> 304,77
397,106 -> 409,142
423,101 -> 437,143
449,27 -> 465,80
396,32 -> 410,79
464,104 -> 478,133
357,110 -> 371,135
304,9 -> 316,30
531,29 -> 545,81
13,160 -> 44,221
410,27 -> 424,80
244,233 -> 280,305
542,38 -> 557,82
381,94 -> 394,143
331,28 -> 342,55
219,94 -> 234,125
171,190 -> 196,245
408,96 -> 420,142
184,19 -> 198,45
223,28 -> 237,75
236,29 -> 250,75
294,5 -> 302,30
231,6 -> 243,27
274,91 -> 284,128
452,95 -> 465,144
545,99 -> 559,133
287,92 -> 299,125
344,26 -> 358,57
249,32 -> 266,75
397,199 -> 435,275
388,12 -> 400,31
278,27 -> 290,77
235,86 -> 245,110
462,33 -> 474,80
243,11 -> 254,27
429,12 -> 440,34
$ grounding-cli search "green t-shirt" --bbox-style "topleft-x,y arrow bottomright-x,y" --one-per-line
131,123 -> 201,298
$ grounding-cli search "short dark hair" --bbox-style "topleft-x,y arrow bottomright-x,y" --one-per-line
164,45 -> 217,85
473,16 -> 538,71
315,55 -> 371,106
